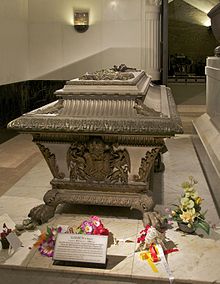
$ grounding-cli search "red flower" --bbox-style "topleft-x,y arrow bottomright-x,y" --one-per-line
93,227 -> 100,235
137,235 -> 146,243
92,224 -> 109,236
91,216 -> 102,227
0,223 -> 12,240
137,225 -> 152,244
99,227 -> 109,236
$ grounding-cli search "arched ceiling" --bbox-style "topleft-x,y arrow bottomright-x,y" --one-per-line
182,0 -> 219,14
168,0 -> 220,26
168,0 -> 219,13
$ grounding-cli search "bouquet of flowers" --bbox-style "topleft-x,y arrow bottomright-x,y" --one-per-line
75,215 -> 109,235
0,223 -> 12,249
137,225 -> 178,275
34,226 -> 61,257
170,176 -> 210,234
34,216 -> 109,257
137,225 -> 164,252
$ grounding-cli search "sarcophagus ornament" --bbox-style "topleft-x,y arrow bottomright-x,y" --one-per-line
8,65 -> 183,227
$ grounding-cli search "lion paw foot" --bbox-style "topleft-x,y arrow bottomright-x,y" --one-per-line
28,204 -> 56,225
143,211 -> 165,229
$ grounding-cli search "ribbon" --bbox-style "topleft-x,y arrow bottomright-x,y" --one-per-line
140,252 -> 159,273
149,244 -> 159,262
157,244 -> 175,284
164,248 -> 179,255
140,244 -> 178,278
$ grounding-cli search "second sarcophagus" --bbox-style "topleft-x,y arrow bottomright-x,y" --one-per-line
8,66 -> 183,226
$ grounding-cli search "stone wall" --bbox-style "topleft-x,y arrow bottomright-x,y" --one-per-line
0,0 -> 29,85
0,80 -> 65,128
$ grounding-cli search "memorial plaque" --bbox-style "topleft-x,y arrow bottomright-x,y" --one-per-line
53,233 -> 108,266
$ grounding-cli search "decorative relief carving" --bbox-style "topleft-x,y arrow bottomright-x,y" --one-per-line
33,133 -> 166,147
28,188 -> 157,225
66,137 -> 130,183
111,64 -> 140,72
79,64 -> 137,81
8,113 -> 183,135
133,148 -> 160,182
32,100 -> 64,115
64,192 -> 134,207
37,143 -> 65,179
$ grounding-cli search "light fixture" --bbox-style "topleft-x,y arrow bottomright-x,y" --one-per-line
74,10 -> 89,33
110,0 -> 118,9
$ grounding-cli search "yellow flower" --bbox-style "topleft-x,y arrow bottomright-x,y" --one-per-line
195,197 -> 202,205
180,208 -> 197,223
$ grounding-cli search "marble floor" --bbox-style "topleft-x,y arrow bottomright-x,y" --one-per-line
0,134 -> 220,283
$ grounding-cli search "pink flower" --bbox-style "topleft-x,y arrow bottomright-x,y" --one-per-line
57,226 -> 62,233
90,216 -> 101,227
39,243 -> 54,257
81,221 -> 93,234
165,208 -> 171,213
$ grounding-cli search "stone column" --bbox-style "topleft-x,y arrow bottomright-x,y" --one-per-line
192,3 -> 220,216
141,0 -> 161,80
206,51 -> 220,128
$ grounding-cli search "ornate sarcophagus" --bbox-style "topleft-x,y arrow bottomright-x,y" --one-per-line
8,66 -> 183,226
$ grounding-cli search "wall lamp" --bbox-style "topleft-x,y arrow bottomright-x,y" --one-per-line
74,10 -> 89,33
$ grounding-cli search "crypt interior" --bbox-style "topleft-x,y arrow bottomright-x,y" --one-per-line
0,0 -> 220,283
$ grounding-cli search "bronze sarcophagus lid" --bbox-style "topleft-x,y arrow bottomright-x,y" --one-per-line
8,66 -> 183,226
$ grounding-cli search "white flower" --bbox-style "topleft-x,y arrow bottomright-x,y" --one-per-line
144,227 -> 158,245
184,186 -> 195,193
191,191 -> 199,200
181,197 -> 194,209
